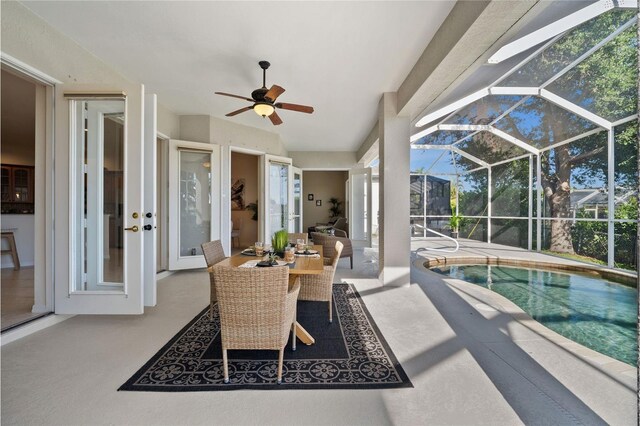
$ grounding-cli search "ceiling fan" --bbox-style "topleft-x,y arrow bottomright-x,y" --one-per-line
215,61 -> 314,126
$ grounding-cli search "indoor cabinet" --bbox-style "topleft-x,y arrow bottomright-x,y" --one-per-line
1,165 -> 35,213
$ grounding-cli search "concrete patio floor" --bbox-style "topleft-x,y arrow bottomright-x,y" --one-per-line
1,240 -> 637,425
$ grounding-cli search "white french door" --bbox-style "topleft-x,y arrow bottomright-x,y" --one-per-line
262,155 -> 303,241
349,167 -> 372,247
168,140 -> 220,270
290,166 -> 303,233
143,93 -> 157,306
263,155 -> 291,241
57,95 -> 145,314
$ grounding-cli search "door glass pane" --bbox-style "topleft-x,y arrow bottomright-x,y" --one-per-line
292,171 -> 301,232
351,172 -> 368,241
72,99 -> 125,292
103,115 -> 124,283
269,162 -> 288,236
179,150 -> 211,257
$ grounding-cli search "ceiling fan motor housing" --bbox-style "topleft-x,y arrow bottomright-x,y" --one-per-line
251,87 -> 269,102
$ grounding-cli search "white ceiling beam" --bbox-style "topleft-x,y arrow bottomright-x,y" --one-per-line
538,127 -> 607,153
438,124 -> 491,132
488,0 -> 638,64
489,127 -> 539,155
490,35 -> 563,87
540,89 -> 612,130
611,114 -> 638,128
409,125 -> 439,143
415,88 -> 489,127
450,146 -> 489,168
490,86 -> 538,95
410,144 -> 452,150
490,153 -> 532,167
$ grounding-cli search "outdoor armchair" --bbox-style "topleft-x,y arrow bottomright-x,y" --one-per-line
311,232 -> 353,269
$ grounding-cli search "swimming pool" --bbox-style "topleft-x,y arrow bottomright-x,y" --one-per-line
431,265 -> 638,366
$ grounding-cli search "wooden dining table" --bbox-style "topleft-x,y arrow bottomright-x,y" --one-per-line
210,244 -> 325,346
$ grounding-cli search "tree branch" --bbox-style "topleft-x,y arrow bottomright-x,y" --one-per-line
568,145 -> 606,165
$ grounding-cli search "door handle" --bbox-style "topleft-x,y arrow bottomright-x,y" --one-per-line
124,225 -> 139,232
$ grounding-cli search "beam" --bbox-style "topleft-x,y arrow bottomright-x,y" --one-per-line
450,146 -> 490,168
540,89 -> 612,130
488,0 -> 638,63
489,127 -> 540,155
400,0 -> 541,120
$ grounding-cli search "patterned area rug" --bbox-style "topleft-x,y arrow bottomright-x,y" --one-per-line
119,284 -> 412,391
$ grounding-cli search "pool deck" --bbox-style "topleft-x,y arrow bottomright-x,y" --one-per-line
413,237 -> 637,284
410,238 -> 637,421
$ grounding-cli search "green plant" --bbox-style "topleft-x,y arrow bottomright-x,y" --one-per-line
328,197 -> 343,219
449,214 -> 462,232
271,229 -> 288,253
245,201 -> 258,221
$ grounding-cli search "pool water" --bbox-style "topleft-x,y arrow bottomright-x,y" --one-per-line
431,265 -> 638,366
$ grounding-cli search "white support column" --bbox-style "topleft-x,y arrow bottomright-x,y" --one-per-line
379,93 -> 410,287
487,166 -> 492,244
536,154 -> 542,251
528,154 -> 533,251
607,129 -> 615,267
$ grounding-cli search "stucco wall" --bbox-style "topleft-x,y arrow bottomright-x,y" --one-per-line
230,152 -> 259,247
302,171 -> 347,232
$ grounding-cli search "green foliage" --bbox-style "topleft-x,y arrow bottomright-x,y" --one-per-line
328,197 -> 343,219
271,229 -> 288,253
245,201 -> 258,221
570,197 -> 638,270
449,214 -> 463,232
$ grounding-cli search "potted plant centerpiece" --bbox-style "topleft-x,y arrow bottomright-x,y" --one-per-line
271,229 -> 289,258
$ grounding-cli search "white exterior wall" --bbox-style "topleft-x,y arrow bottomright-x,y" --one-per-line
288,151 -> 358,170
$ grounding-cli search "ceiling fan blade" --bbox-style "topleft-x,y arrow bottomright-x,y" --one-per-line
264,85 -> 285,102
215,92 -> 254,102
269,110 -> 283,125
225,106 -> 253,117
275,102 -> 314,114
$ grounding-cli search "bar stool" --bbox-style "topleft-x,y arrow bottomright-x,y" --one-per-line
1,231 -> 20,270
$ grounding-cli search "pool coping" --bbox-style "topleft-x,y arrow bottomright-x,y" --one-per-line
413,258 -> 638,380
419,255 -> 637,287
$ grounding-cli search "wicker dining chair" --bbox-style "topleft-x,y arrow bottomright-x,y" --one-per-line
201,240 -> 227,320
212,265 -> 300,384
299,241 -> 343,323
288,232 -> 308,245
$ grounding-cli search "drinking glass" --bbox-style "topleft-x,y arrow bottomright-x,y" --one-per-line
255,242 -> 264,256
284,247 -> 295,263
296,239 -> 306,252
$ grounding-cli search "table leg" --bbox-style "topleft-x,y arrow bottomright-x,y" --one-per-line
295,321 -> 315,345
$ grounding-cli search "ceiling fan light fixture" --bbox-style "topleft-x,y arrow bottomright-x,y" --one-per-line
254,103 -> 275,117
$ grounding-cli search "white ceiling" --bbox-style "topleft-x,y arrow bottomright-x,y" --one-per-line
22,1 -> 455,152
